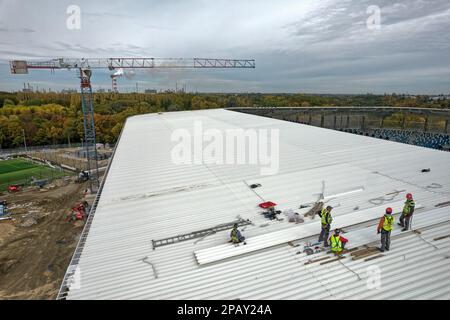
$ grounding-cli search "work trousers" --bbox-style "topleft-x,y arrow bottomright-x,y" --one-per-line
319,225 -> 330,246
399,213 -> 412,229
380,229 -> 391,252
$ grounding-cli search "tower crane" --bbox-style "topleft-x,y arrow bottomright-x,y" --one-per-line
9,57 -> 255,192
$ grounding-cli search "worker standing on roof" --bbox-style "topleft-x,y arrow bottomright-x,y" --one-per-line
399,193 -> 415,231
230,223 -> 246,245
318,206 -> 333,247
329,229 -> 348,256
377,207 -> 394,252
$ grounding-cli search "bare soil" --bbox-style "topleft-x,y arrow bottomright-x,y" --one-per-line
0,181 -> 88,299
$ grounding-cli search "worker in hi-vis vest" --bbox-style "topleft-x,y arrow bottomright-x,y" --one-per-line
377,207 -> 394,252
329,229 -> 348,256
318,206 -> 333,246
230,223 -> 246,244
399,193 -> 415,231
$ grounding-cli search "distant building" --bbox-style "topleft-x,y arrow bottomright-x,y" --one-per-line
402,94 -> 417,99
22,82 -> 33,93
429,94 -> 449,102
145,89 -> 157,94
61,89 -> 77,94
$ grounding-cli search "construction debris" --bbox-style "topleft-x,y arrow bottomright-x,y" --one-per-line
433,234 -> 450,241
304,201 -> 323,219
259,201 -> 282,220
287,241 -> 299,247
67,201 -> 89,222
342,247 -> 359,254
364,254 -> 384,262
304,257 -> 331,265
285,209 -> 304,223
0,200 -> 7,217
301,241 -> 326,255
20,217 -> 37,228
351,247 -> 380,261
320,256 -> 346,265
435,201 -> 450,208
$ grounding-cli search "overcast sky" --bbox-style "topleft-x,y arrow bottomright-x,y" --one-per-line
0,0 -> 449,93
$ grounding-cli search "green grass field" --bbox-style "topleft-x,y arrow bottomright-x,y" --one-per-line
0,158 -> 69,191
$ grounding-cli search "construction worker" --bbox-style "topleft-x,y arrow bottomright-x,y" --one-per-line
329,229 -> 348,256
399,193 -> 415,231
230,224 -> 246,244
318,206 -> 333,246
377,207 -> 394,252
81,200 -> 90,218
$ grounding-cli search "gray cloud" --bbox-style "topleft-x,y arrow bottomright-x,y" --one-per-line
0,0 -> 449,93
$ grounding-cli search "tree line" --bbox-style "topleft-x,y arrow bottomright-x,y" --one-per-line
0,91 -> 448,149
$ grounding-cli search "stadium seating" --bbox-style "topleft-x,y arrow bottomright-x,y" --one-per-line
340,128 -> 450,150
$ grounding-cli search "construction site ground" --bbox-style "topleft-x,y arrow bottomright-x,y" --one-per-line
0,180 -> 91,299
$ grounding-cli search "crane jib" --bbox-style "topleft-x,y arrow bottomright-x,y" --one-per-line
10,57 -> 255,72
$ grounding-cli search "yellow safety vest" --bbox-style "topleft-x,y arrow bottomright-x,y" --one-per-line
321,209 -> 332,225
403,200 -> 415,214
330,235 -> 343,253
383,214 -> 394,231
230,229 -> 239,242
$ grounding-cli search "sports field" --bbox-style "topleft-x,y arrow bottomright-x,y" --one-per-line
0,158 -> 69,191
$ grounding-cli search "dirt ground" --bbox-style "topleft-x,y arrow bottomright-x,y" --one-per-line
0,180 -> 89,299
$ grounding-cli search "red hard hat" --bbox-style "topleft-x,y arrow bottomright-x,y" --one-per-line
406,193 -> 413,199
386,207 -> 393,214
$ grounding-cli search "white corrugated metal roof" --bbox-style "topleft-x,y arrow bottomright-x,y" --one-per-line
65,109 -> 450,300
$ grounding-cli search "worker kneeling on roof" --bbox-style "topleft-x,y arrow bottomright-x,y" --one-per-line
329,229 -> 348,256
230,223 -> 246,245
318,206 -> 333,247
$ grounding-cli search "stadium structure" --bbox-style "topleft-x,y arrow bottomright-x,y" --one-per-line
58,109 -> 450,300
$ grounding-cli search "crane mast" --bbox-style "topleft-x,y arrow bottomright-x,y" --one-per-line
79,68 -> 99,191
10,57 -> 255,193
